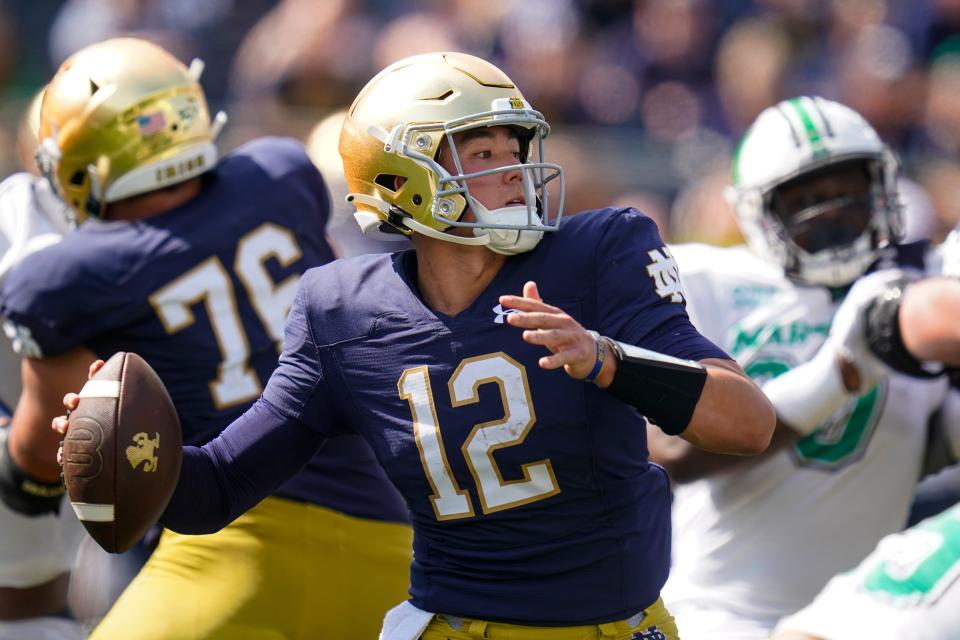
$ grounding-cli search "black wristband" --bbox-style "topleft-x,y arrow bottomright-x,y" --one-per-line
605,339 -> 708,435
0,429 -> 64,516
864,285 -> 941,379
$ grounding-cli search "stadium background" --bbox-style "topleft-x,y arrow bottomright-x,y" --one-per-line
0,0 -> 958,248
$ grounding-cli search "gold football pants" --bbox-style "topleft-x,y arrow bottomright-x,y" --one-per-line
421,597 -> 679,640
89,496 -> 412,639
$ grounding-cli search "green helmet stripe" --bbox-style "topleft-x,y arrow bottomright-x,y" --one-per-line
788,97 -> 828,155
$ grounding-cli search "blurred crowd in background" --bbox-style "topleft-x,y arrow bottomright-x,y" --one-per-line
1,0 -> 960,250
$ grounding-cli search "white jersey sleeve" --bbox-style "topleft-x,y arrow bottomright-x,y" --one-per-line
0,173 -> 83,589
774,503 -> 960,640
0,173 -> 70,284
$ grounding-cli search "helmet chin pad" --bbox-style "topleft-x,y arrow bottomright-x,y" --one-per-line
786,233 -> 880,287
471,203 -> 545,255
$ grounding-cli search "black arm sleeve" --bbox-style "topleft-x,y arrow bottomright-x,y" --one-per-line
605,338 -> 708,435
864,285 -> 942,379
160,398 -> 327,534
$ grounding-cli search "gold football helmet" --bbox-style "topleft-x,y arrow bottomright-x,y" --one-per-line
37,37 -> 226,223
15,87 -> 46,174
340,52 -> 564,255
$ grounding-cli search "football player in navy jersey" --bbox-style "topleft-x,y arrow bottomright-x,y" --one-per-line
60,51 -> 775,640
2,38 -> 412,639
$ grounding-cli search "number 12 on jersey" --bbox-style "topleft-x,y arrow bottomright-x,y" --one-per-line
398,352 -> 561,521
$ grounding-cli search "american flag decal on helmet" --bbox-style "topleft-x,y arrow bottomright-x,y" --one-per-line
137,112 -> 167,136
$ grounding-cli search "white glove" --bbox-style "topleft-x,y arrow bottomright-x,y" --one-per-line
826,268 -> 907,392
762,269 -> 905,437
761,343 -> 853,436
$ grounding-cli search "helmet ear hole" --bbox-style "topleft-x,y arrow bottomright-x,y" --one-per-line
374,174 -> 402,192
69,170 -> 85,186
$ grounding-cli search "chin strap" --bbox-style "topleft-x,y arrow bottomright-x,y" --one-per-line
346,193 -> 491,247
402,216 -> 491,246
602,339 -> 708,435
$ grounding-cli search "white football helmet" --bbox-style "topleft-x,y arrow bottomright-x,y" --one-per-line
340,52 -> 564,255
730,96 -> 901,287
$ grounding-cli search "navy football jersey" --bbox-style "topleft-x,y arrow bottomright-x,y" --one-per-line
0,137 -> 407,521
261,208 -> 729,623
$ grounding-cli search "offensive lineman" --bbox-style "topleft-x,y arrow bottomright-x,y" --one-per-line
2,38 -> 411,639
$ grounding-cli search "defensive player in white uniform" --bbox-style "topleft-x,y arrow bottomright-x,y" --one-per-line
771,501 -> 960,640
0,99 -> 86,639
772,236 -> 960,640
653,96 -> 958,639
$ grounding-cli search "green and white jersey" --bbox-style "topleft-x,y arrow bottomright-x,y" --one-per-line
775,503 -> 960,639
661,243 -> 955,637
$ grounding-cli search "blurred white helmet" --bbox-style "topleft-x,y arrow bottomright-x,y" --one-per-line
730,96 -> 901,287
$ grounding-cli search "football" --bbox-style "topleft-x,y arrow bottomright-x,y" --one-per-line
62,352 -> 182,553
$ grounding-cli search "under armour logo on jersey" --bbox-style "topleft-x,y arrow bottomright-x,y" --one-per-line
492,303 -> 521,324
632,627 -> 666,640
646,247 -> 685,304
